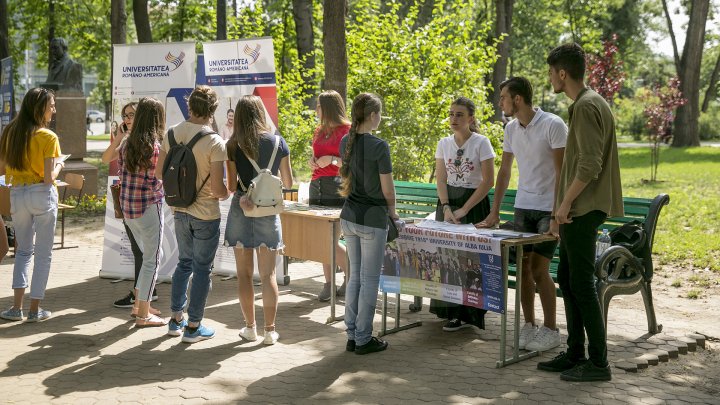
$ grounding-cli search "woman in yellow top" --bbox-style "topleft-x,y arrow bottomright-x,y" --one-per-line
0,88 -> 64,322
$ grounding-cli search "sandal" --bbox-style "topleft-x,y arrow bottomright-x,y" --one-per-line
135,314 -> 168,328
130,306 -> 162,319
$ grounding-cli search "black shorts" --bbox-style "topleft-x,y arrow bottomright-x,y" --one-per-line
512,208 -> 558,260
309,176 -> 344,207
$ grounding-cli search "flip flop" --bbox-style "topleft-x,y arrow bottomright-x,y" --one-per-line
135,314 -> 168,328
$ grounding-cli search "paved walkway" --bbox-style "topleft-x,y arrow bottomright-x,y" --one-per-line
0,234 -> 717,404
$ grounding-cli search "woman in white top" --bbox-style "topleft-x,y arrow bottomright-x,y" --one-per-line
430,96 -> 495,331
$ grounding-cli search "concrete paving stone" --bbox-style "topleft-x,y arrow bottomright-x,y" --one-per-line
658,344 -> 680,358
647,348 -> 670,362
639,396 -> 668,405
638,353 -> 660,365
664,400 -> 691,405
677,336 -> 698,352
667,340 -> 690,355
685,333 -> 706,349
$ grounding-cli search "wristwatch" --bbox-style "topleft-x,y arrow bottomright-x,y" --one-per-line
331,157 -> 338,166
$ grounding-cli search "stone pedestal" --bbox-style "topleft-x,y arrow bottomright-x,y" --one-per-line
48,90 -> 98,195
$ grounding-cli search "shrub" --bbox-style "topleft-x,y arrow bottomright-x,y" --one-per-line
614,92 -> 648,140
699,105 -> 720,140
64,195 -> 107,217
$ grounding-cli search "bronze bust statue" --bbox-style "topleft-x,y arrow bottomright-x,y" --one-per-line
45,38 -> 83,92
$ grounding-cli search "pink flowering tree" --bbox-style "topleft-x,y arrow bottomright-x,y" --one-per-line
643,76 -> 687,182
587,35 -> 626,104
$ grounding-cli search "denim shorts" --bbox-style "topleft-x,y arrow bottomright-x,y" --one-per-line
512,208 -> 558,259
224,192 -> 283,250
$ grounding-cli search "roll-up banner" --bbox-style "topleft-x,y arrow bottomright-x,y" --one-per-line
100,42 -> 196,282
0,57 -> 15,132
199,38 -> 282,278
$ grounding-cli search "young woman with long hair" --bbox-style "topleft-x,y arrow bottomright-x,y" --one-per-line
102,101 -> 160,315
0,88 -> 63,322
225,95 -> 293,345
117,97 -> 167,327
430,96 -> 495,331
339,93 -> 399,355
308,90 -> 350,302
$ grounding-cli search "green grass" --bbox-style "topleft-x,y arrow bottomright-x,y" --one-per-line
87,134 -> 111,141
617,147 -> 720,272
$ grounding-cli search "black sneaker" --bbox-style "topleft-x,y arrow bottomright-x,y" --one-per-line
560,360 -> 612,382
346,339 -> 356,352
355,337 -> 388,355
443,319 -> 469,332
113,291 -> 135,308
537,351 -> 587,372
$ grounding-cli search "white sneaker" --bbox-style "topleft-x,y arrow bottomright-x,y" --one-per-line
238,326 -> 258,341
263,330 -> 279,345
518,322 -> 538,349
525,326 -> 562,352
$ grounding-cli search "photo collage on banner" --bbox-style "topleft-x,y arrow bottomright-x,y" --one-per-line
380,225 -> 506,314
101,42 -> 196,282
198,38 -> 281,278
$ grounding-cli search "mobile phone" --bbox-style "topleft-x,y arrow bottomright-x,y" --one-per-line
121,123 -> 128,133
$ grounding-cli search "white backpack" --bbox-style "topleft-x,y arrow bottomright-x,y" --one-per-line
238,135 -> 284,217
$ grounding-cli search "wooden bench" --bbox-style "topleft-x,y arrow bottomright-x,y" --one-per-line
394,180 -> 669,334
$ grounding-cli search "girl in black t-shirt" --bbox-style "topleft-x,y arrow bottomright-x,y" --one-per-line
338,93 -> 399,355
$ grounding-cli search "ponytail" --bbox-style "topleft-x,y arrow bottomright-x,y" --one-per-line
338,93 -> 382,197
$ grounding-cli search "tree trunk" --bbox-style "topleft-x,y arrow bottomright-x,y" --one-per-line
48,0 -> 55,58
217,0 -> 227,40
293,0 -> 315,108
133,0 -> 153,43
232,0 -> 237,18
111,0 -> 127,45
322,0 -> 347,102
671,0 -> 709,147
111,0 -> 127,129
701,50 -> 720,113
489,0 -> 514,121
413,0 -> 435,30
660,0 -> 681,74
0,0 -> 9,60
177,0 -> 187,42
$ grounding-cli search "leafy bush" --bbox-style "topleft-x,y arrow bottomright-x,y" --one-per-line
64,195 -> 107,217
614,92 -> 648,140
346,0 -> 503,181
699,106 -> 720,140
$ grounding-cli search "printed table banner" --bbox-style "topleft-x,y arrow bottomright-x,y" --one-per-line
381,222 -> 506,314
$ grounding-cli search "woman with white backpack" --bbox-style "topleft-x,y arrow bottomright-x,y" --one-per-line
225,95 -> 293,345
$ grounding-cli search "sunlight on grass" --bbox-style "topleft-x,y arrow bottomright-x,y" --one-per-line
618,147 -> 720,272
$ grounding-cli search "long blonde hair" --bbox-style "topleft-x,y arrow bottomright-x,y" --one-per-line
316,90 -> 350,140
339,93 -> 383,197
227,95 -> 270,162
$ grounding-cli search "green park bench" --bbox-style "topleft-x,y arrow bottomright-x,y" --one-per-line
394,180 -> 670,334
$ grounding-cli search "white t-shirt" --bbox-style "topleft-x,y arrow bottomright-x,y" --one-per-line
503,108 -> 568,211
162,121 -> 228,220
436,132 -> 496,189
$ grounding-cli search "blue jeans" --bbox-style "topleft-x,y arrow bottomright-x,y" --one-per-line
170,212 -> 221,323
124,204 -> 164,302
10,184 -> 58,300
341,219 -> 388,346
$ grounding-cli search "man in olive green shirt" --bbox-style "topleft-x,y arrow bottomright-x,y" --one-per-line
537,43 -> 623,382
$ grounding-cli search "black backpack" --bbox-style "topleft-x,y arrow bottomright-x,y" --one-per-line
162,128 -> 215,208
609,220 -> 652,276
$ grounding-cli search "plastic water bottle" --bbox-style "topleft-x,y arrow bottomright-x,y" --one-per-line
595,229 -> 611,260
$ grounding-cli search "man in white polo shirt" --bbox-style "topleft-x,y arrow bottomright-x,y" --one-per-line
477,76 -> 568,351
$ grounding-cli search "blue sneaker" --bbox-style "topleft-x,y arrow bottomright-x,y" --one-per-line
167,317 -> 187,337
0,307 -> 23,321
26,308 -> 52,322
182,323 -> 215,343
